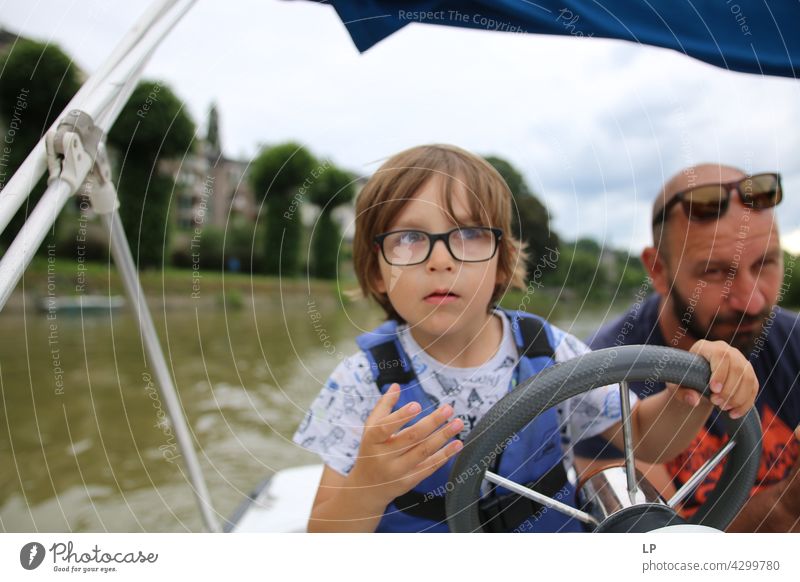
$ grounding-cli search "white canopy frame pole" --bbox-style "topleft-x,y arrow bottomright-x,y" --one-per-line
0,0 -> 197,308
100,52 -> 224,532
0,0 -> 221,532
100,44 -> 223,533
102,210 -> 221,532
0,0 -> 184,235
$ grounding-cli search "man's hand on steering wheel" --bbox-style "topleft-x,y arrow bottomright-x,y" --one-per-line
669,339 -> 759,419
600,340 -> 758,465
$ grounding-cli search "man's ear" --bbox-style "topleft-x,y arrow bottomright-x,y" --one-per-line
641,246 -> 669,296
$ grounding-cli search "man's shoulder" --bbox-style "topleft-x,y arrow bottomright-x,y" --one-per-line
770,306 -> 800,336
756,305 -> 800,363
750,306 -> 800,437
586,293 -> 662,349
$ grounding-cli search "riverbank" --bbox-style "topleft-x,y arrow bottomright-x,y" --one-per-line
4,257 -> 354,311
4,257 -> 638,316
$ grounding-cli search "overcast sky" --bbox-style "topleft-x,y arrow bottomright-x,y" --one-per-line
3,0 -> 800,254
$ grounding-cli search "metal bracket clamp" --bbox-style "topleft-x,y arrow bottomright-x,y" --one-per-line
44,109 -> 120,215
81,142 -> 119,215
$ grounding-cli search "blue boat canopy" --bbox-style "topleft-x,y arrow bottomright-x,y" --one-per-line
310,0 -> 800,78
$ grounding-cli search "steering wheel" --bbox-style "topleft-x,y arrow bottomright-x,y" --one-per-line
445,345 -> 762,532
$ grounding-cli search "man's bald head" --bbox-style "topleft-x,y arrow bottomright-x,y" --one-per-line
651,163 -> 748,257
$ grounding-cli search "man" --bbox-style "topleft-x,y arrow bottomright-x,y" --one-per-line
575,164 -> 800,532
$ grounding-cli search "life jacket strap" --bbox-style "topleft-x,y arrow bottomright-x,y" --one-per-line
515,314 -> 555,359
371,340 -> 416,390
391,460 -> 569,531
478,461 -> 569,532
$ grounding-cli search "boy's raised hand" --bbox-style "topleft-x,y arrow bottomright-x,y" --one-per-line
347,383 -> 464,506
670,339 -> 758,419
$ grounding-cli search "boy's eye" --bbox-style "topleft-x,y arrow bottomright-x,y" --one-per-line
397,231 -> 426,245
454,227 -> 487,241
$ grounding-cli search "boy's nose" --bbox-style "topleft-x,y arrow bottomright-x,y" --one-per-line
426,239 -> 454,270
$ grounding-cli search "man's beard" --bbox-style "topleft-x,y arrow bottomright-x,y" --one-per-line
669,285 -> 772,356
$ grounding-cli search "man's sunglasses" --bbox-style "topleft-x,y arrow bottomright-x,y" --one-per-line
652,172 -> 782,226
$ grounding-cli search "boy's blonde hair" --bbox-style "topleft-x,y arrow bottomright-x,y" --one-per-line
352,144 -> 529,322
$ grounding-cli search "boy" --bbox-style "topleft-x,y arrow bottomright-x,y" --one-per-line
292,144 -> 757,532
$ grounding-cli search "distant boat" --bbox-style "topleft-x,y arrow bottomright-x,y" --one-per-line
37,295 -> 125,314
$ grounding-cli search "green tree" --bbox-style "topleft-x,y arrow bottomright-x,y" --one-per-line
574,237 -> 602,255
308,164 -> 355,279
545,240 -> 609,300
612,249 -> 649,297
782,251 -> 800,309
0,39 -> 81,249
107,80 -> 195,269
484,156 -> 559,279
250,143 -> 317,276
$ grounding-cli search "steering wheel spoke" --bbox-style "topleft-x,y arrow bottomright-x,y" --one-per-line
619,380 -> 639,505
667,438 -> 737,508
484,470 -> 599,526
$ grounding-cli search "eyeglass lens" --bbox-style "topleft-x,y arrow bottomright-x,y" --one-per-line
382,228 -> 497,265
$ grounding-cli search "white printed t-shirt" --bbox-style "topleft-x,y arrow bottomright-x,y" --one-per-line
293,308 -> 635,476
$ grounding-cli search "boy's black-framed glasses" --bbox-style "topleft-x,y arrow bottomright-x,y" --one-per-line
373,227 -> 503,266
652,172 -> 782,226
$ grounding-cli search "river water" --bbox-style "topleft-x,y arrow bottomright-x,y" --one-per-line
0,293 -> 621,532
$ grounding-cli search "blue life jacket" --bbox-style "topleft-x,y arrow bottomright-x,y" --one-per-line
354,308 -> 582,533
